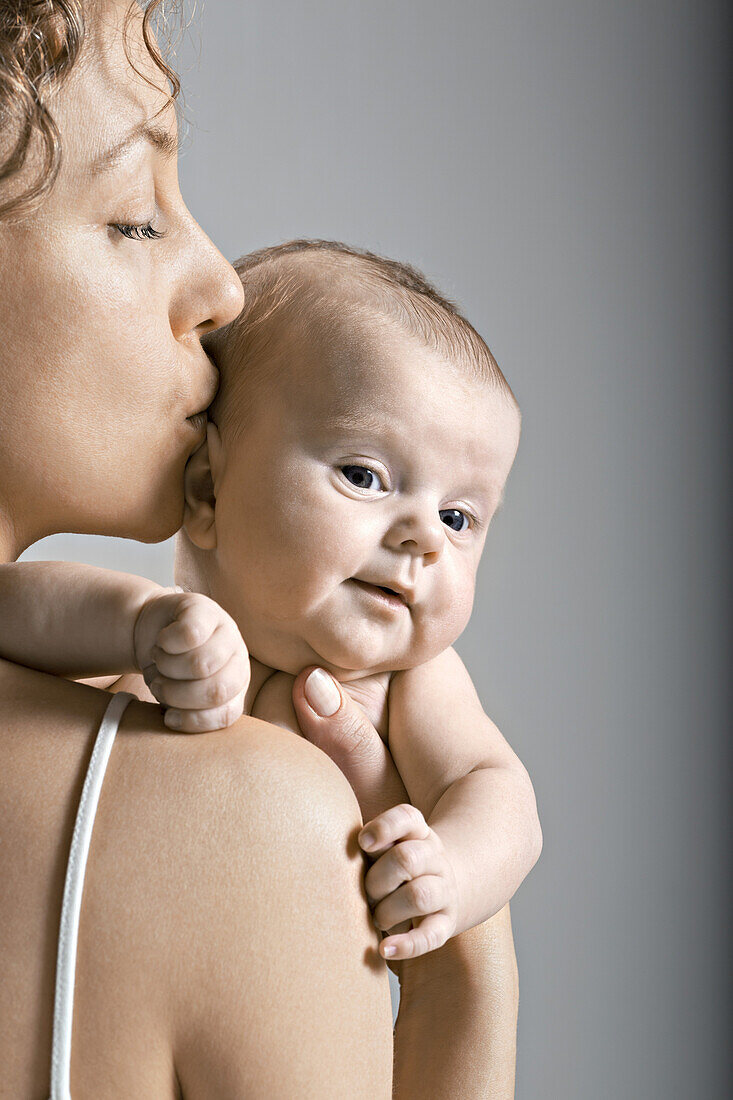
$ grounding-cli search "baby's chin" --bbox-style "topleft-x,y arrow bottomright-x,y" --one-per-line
248,614 -> 459,680
285,632 -> 439,682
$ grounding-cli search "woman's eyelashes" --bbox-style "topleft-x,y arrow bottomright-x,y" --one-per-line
109,221 -> 165,241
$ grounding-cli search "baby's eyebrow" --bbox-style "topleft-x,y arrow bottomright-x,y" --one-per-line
87,121 -> 178,177
321,410 -> 388,436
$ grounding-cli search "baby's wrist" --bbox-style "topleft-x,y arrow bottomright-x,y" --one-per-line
429,828 -> 473,935
130,583 -> 178,672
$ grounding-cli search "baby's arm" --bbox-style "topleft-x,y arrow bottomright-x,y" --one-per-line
0,561 -> 249,730
360,646 -> 542,960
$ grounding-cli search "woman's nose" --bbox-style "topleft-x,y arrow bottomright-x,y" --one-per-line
170,228 -> 245,340
384,506 -> 445,564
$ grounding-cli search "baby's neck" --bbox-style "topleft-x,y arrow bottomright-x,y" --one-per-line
247,656 -> 393,739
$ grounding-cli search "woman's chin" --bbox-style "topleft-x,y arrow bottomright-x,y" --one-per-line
120,493 -> 185,545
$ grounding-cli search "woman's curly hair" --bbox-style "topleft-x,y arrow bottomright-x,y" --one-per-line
0,1 -> 179,220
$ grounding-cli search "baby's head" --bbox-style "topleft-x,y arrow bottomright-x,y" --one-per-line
176,240 -> 520,680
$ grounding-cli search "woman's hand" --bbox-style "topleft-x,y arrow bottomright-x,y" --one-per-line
292,666 -> 415,971
292,667 -> 409,823
289,669 -> 463,962
293,666 -> 519,1098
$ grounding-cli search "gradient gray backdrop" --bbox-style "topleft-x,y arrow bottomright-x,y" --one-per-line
23,2 -> 731,1096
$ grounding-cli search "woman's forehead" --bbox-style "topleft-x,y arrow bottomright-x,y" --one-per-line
53,0 -> 173,175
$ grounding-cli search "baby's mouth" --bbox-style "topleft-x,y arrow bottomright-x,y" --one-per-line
349,577 -> 411,610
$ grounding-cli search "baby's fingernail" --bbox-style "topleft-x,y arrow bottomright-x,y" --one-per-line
382,944 -> 397,957
304,668 -> 341,717
165,710 -> 182,729
360,831 -> 376,850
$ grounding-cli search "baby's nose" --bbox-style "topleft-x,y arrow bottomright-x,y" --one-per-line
384,507 -> 444,563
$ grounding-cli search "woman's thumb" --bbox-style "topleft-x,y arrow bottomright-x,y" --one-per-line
292,667 -> 408,821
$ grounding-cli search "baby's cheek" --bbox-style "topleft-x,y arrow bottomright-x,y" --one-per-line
421,578 -> 475,656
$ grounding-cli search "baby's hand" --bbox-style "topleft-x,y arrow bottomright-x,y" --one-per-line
358,803 -> 459,961
133,589 -> 249,732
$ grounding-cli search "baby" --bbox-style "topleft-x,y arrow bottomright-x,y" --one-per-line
0,240 -> 541,961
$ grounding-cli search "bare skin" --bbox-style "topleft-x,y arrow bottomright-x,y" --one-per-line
0,661 -> 393,1098
0,3 -> 391,1095
0,1 -> 519,1095
0,317 -> 541,964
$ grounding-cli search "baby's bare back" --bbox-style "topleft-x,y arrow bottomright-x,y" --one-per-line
0,660 -> 392,1098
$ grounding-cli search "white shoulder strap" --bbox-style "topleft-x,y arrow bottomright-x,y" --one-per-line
49,691 -> 135,1100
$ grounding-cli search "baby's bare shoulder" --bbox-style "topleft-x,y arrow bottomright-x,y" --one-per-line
250,668 -> 301,734
390,646 -> 478,702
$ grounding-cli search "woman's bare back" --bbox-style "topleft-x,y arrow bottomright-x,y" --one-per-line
0,659 -> 393,1098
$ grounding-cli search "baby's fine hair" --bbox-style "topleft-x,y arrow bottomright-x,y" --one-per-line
206,239 -> 517,440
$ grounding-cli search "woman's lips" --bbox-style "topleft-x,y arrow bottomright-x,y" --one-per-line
349,578 -> 408,613
186,411 -> 208,433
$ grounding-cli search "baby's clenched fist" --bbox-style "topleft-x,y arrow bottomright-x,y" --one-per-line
133,588 -> 249,732
358,803 -> 460,961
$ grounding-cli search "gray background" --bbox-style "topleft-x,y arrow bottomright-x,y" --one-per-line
23,2 -> 731,1096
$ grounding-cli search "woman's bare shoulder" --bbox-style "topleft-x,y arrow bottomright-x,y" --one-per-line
108,701 -> 391,1098
0,654 -> 366,859
0,658 -> 391,1098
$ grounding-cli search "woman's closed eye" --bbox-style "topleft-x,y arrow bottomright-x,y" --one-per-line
110,221 -> 165,241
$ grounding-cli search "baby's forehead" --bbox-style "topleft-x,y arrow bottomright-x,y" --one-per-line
284,323 -> 514,454
222,303 -> 508,441
278,308 -> 486,398
215,253 -> 517,452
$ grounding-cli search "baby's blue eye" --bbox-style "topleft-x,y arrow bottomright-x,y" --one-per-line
439,508 -> 470,532
341,465 -> 383,491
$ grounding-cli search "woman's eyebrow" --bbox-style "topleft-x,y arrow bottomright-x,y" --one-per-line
87,121 -> 178,177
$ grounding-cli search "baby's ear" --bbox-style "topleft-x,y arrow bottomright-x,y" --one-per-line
182,421 -> 222,550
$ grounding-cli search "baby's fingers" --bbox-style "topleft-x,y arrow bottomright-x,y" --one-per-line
379,913 -> 453,961
150,649 -> 249,712
164,691 -> 246,733
364,836 -> 443,905
155,599 -> 221,654
151,622 -> 246,681
372,874 -> 448,934
359,803 -> 430,857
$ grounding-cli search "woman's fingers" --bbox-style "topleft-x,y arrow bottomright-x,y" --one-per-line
291,666 -> 409,822
378,912 -> 453,961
